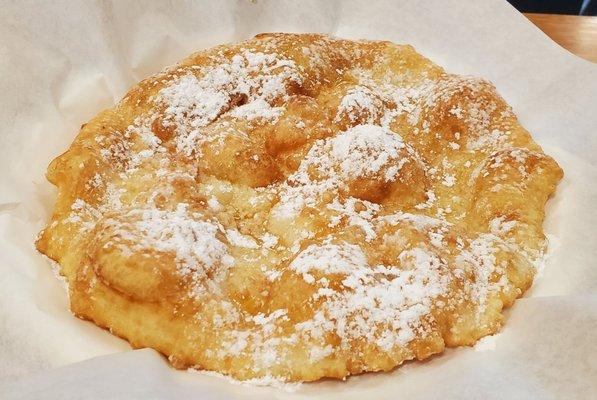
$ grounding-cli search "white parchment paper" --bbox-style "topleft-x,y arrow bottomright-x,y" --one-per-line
0,0 -> 596,398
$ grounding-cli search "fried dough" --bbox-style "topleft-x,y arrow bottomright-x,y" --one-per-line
36,33 -> 563,382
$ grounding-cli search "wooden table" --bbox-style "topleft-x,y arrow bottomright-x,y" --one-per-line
524,13 -> 597,63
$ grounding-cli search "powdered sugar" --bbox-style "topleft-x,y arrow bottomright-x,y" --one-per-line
228,98 -> 284,121
327,197 -> 380,241
44,34 -> 559,385
331,124 -> 406,179
455,233 -> 507,308
156,50 -> 302,156
132,204 -> 230,267
289,241 -> 368,282
292,242 -> 449,352
226,228 -> 259,249
442,174 -> 456,187
274,124 -> 411,219
335,85 -> 385,124
489,216 -> 517,235
106,203 -> 234,296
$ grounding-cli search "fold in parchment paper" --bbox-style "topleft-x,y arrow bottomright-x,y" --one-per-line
0,0 -> 596,399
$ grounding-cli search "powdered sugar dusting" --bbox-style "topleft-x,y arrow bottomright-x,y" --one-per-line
44,34 -> 561,385
292,240 -> 449,352
106,203 -> 234,296
156,50 -> 302,156
274,124 -> 413,219
331,124 -> 406,179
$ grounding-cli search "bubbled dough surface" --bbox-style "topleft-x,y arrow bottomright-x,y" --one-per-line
36,33 -> 563,382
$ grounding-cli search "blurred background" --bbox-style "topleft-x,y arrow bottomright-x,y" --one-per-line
508,0 -> 596,15
506,0 -> 597,62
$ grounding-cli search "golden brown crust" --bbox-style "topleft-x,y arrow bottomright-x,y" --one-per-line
36,33 -> 563,382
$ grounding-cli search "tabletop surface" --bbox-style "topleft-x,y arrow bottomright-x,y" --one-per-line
524,13 -> 597,63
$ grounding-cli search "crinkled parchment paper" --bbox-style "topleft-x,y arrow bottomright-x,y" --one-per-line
0,0 -> 595,398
